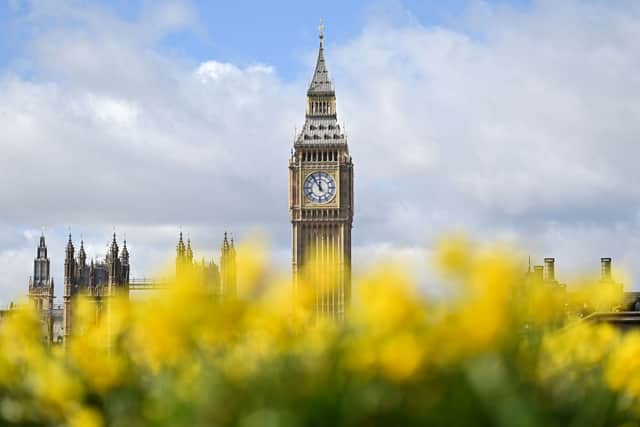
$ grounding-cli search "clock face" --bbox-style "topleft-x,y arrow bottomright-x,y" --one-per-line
304,172 -> 336,204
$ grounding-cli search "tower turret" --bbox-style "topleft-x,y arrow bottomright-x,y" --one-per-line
121,240 -> 130,285
109,233 -> 119,259
186,238 -> 194,265
32,231 -> 51,288
37,232 -> 47,259
176,231 -> 187,278
89,258 -> 95,290
107,233 -> 122,292
28,231 -> 55,344
63,233 -> 75,341
64,234 -> 75,289
78,239 -> 87,267
220,232 -> 237,300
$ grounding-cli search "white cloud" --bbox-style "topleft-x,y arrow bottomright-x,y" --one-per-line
2,1 -> 640,306
196,61 -> 275,82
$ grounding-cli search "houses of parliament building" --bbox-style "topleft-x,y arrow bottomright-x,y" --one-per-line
26,231 -> 237,344
21,24 -> 354,343
13,23 -> 640,341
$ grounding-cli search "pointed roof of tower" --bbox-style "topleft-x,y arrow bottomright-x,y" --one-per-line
79,239 -> 86,259
307,19 -> 334,96
110,232 -> 119,255
222,231 -> 230,251
122,239 -> 129,259
36,230 -> 48,259
177,231 -> 186,253
66,233 -> 74,255
186,238 -> 193,258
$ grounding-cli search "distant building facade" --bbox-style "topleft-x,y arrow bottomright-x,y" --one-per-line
62,233 -> 130,342
25,232 -> 130,344
23,231 -> 240,344
526,256 -> 627,316
175,231 -> 237,300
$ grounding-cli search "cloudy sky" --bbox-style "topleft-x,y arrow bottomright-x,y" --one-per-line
1,0 -> 640,305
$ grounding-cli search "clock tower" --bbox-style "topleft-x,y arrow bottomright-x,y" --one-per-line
289,22 -> 354,321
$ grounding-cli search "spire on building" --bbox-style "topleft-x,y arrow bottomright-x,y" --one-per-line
176,231 -> 187,278
177,231 -> 186,256
37,230 -> 47,259
222,231 -> 230,251
307,18 -> 334,96
220,231 -> 237,300
32,229 -> 52,288
121,239 -> 129,261
66,233 -> 74,257
28,229 -> 54,342
77,238 -> 87,270
79,238 -> 86,258
110,232 -> 119,257
186,238 -> 193,263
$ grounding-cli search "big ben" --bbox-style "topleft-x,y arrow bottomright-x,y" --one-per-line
289,22 -> 354,321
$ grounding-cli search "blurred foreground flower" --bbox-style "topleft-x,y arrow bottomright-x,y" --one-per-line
0,235 -> 636,426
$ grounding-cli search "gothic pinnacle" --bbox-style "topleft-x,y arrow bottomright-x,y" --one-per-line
122,239 -> 129,259
110,232 -> 119,255
79,238 -> 86,258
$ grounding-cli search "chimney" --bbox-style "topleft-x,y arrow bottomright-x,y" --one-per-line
533,265 -> 544,281
544,257 -> 555,282
601,257 -> 612,281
